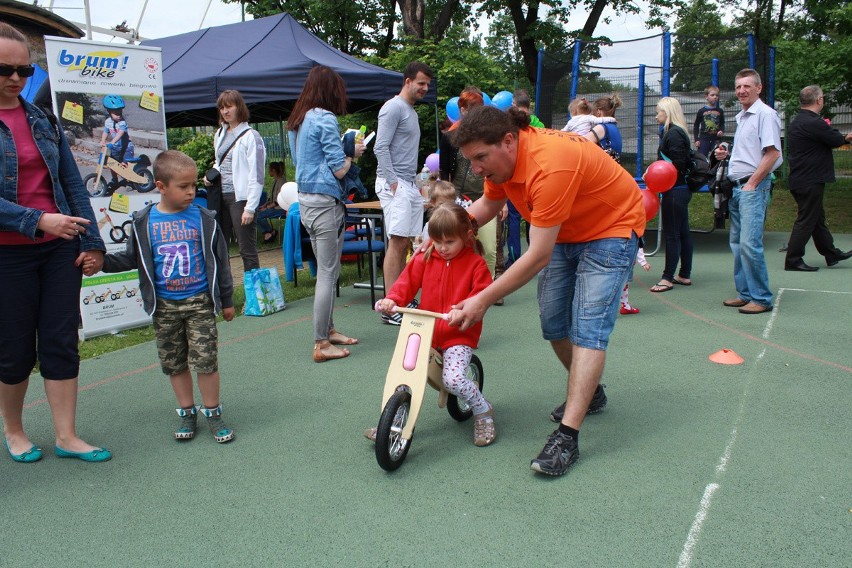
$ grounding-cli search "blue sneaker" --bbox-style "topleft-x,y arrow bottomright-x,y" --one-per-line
198,405 -> 234,443
174,406 -> 198,441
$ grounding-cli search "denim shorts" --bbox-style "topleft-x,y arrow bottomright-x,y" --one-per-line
538,234 -> 638,350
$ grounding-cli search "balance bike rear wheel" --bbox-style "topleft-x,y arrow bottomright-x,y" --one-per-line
447,354 -> 485,422
375,390 -> 413,471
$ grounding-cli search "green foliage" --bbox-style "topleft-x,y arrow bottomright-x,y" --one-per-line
671,0 -> 748,91
225,0 -> 394,55
367,28 -> 512,161
166,127 -> 198,148
773,3 -> 852,110
177,133 -> 215,181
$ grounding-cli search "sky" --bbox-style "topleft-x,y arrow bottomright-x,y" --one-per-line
34,0 -> 666,69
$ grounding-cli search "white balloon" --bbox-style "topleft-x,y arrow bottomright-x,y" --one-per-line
277,181 -> 299,209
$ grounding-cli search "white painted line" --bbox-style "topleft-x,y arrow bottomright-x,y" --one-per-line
677,483 -> 720,568
763,289 -> 782,339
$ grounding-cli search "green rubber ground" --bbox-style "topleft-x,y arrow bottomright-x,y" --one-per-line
1,230 -> 849,567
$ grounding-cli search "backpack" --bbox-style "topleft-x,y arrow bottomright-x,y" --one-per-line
662,128 -> 713,192
675,128 -> 712,191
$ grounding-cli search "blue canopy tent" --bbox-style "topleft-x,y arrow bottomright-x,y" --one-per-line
142,13 -> 436,127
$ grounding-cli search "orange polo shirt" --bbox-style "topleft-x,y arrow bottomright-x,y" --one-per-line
484,128 -> 645,243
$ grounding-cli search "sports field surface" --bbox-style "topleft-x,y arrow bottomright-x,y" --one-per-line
1,230 -> 849,567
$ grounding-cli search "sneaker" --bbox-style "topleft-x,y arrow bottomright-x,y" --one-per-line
381,312 -> 402,326
381,299 -> 418,326
473,408 -> 496,447
198,405 -> 234,443
530,430 -> 579,476
174,406 -> 197,440
549,384 -> 607,423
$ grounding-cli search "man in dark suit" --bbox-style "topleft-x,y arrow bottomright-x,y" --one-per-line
784,85 -> 852,271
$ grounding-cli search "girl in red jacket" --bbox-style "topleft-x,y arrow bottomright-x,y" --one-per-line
377,203 -> 496,446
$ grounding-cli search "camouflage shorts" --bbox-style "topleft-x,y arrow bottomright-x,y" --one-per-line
153,293 -> 218,376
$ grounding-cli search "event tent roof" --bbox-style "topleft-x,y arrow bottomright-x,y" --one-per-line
142,13 -> 436,127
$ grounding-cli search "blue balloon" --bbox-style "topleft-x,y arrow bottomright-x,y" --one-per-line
492,90 -> 514,111
482,92 -> 492,107
446,97 -> 460,122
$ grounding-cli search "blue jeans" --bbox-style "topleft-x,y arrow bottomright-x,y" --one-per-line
729,176 -> 773,307
660,186 -> 693,281
538,234 -> 638,350
503,201 -> 523,268
256,206 -> 285,234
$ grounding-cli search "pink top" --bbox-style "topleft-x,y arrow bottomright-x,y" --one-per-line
0,105 -> 58,245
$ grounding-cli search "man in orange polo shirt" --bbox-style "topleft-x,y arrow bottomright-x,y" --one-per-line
448,105 -> 645,477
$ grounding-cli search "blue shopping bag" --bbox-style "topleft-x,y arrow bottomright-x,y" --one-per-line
243,267 -> 286,316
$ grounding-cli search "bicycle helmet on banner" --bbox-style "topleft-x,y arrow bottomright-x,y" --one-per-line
103,95 -> 125,110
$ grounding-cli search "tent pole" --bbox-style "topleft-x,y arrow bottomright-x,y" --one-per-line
433,102 -> 439,153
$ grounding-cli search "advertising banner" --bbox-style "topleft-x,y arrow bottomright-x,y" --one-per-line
43,37 -> 167,339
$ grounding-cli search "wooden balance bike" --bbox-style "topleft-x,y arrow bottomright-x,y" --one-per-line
374,307 -> 485,471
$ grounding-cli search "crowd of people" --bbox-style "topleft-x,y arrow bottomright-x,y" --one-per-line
3,16 -> 851,479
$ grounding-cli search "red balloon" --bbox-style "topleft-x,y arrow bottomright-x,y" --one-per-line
640,189 -> 660,221
643,160 -> 678,192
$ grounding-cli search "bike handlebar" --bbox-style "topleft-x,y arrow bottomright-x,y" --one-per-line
374,302 -> 448,320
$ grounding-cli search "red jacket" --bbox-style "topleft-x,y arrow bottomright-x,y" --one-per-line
386,246 -> 492,350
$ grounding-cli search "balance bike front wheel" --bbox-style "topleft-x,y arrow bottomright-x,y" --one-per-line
83,173 -> 108,197
375,390 -> 413,471
447,354 -> 485,422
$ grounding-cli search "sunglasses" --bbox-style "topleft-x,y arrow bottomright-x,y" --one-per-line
0,64 -> 35,78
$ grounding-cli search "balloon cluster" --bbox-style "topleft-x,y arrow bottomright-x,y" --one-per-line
445,89 -> 515,123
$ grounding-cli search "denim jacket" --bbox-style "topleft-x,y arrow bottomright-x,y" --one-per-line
0,97 -> 104,252
288,108 -> 347,201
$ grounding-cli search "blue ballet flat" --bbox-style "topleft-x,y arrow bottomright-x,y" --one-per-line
5,439 -> 43,463
55,445 -> 112,463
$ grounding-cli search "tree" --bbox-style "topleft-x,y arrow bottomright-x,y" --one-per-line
671,0 -> 748,91
773,2 -> 852,109
223,0 -> 395,55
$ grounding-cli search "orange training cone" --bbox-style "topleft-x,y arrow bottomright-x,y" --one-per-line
709,349 -> 744,365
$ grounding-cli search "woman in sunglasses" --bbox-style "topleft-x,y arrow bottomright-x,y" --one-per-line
0,23 -> 111,463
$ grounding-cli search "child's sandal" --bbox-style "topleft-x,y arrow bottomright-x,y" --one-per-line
473,408 -> 496,447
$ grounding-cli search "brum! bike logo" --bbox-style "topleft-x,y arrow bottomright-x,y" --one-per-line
56,48 -> 129,78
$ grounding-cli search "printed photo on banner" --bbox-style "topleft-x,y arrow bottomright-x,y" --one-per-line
43,37 -> 168,338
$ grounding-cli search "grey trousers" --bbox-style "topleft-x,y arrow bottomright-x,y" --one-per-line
299,193 -> 345,341
221,192 -> 259,271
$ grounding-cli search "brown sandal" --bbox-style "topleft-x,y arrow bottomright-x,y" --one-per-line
313,342 -> 350,363
329,329 -> 358,345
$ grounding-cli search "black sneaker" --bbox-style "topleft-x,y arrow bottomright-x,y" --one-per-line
530,430 -> 579,476
381,299 -> 418,326
381,312 -> 402,326
549,384 -> 607,422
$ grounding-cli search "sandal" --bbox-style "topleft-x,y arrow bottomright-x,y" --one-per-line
329,328 -> 358,345
673,277 -> 692,286
650,281 -> 674,293
313,342 -> 350,363
473,408 -> 496,447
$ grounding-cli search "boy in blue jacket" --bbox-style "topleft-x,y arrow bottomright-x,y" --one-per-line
85,150 -> 236,443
